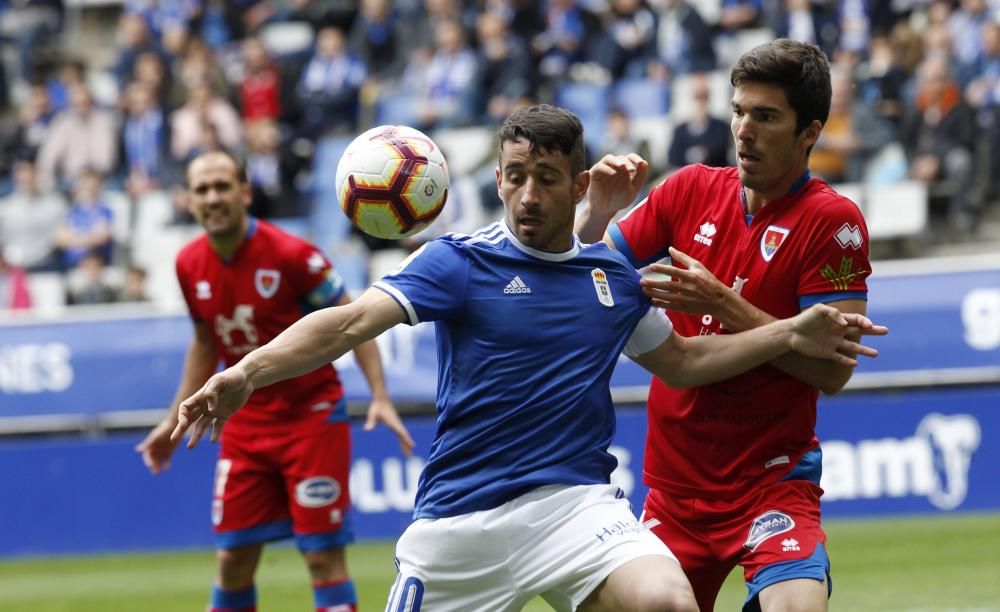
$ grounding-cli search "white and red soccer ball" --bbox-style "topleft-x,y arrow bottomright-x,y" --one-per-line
335,125 -> 450,240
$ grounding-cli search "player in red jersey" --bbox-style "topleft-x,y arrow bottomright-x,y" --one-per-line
136,149 -> 414,612
576,40 -> 870,611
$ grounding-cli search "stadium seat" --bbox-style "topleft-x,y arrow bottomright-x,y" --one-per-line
374,89 -> 420,127
865,181 -> 929,240
554,82 -> 611,153
612,78 -> 670,119
430,126 -> 495,176
629,116 -> 674,173
103,190 -> 133,251
26,272 -> 66,315
259,21 -> 314,57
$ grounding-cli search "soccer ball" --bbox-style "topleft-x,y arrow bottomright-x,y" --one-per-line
335,125 -> 450,240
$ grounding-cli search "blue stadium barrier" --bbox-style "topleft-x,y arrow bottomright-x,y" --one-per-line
1,385 -> 998,557
612,78 -> 671,118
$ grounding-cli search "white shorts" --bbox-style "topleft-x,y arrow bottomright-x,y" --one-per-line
384,483 -> 677,612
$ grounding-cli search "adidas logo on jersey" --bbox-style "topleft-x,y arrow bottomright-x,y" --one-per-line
504,276 -> 532,294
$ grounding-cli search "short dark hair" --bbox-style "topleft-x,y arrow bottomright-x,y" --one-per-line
730,39 -> 832,133
186,148 -> 248,185
498,104 -> 586,175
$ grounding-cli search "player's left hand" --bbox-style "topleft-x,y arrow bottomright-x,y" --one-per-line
641,247 -> 731,317
171,366 -> 255,448
365,397 -> 416,458
789,304 -> 888,366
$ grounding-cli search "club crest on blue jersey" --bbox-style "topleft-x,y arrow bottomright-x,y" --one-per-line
254,269 -> 281,298
760,225 -> 790,262
744,510 -> 795,550
591,268 -> 614,307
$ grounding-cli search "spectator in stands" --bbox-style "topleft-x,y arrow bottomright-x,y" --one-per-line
294,26 -> 367,138
593,0 -> 659,79
66,249 -> 117,305
121,80 -> 169,198
170,81 -> 242,163
838,0 -> 873,57
0,84 -> 55,179
111,12 -> 163,88
718,0 -> 763,31
46,56 -> 87,114
773,0 -> 840,57
900,55 -> 978,236
0,246 -> 32,310
857,34 -> 910,132
601,107 -> 651,162
965,20 -> 1000,114
54,169 -> 114,270
949,0 -> 994,70
534,0 -> 595,79
117,263 -> 149,303
238,37 -> 283,123
811,68 -> 893,184
36,83 -> 117,193
0,159 -> 66,272
668,73 -> 731,170
650,0 -> 716,78
174,35 -> 229,95
467,12 -> 537,125
132,50 -> 176,109
348,0 -> 414,82
245,118 -> 299,218
402,18 -> 477,130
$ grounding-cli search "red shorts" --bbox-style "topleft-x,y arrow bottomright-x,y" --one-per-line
212,420 -> 353,552
642,479 -> 830,612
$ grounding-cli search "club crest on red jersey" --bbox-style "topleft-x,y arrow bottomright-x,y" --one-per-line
760,225 -> 790,262
254,269 -> 281,298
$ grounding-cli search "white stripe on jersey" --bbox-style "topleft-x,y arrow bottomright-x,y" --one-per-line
450,222 -> 502,243
373,281 -> 420,325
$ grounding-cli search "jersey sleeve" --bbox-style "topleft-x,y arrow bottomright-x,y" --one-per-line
796,197 -> 871,309
284,242 -> 346,311
623,306 -> 675,357
372,240 -> 468,325
609,165 -> 699,268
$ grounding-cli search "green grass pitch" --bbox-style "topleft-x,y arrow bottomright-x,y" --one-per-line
2,513 -> 998,611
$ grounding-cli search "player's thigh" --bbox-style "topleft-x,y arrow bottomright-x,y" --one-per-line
757,577 -> 828,612
521,485 -> 681,611
214,436 -> 288,538
741,480 -> 831,612
280,422 -> 353,542
643,487 -> 737,612
386,516 -> 526,612
577,554 -> 696,612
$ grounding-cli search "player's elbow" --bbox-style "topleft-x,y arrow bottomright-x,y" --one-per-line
818,369 -> 854,395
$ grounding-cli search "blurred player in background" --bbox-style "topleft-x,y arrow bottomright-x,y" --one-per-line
136,149 -> 414,612
172,105 -> 885,611
576,40 -> 872,612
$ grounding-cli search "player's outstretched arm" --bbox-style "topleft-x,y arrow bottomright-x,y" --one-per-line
574,153 -> 649,243
631,304 -> 887,389
172,288 -> 408,447
644,247 -> 874,394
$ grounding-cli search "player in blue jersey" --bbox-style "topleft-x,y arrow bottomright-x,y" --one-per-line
172,105 -> 886,612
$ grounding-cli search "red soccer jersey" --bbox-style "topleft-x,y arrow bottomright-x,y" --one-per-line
611,164 -> 871,497
176,219 -> 346,433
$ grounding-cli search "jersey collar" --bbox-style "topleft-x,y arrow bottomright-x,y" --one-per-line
501,220 -> 580,262
740,170 -> 812,225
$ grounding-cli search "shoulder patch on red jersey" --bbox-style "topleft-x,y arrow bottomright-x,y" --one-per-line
833,223 -> 864,250
254,269 -> 281,298
760,225 -> 790,262
819,256 -> 867,290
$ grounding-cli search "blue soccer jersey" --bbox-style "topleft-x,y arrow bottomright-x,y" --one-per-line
374,222 -> 672,519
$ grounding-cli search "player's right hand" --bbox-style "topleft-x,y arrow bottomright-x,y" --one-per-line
135,419 -> 180,475
171,366 -> 255,448
588,153 -> 649,216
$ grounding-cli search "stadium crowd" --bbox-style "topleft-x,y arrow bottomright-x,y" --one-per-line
0,0 -> 998,312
